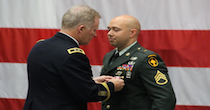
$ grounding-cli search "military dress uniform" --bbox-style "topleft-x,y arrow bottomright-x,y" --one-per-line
23,32 -> 114,110
101,42 -> 176,110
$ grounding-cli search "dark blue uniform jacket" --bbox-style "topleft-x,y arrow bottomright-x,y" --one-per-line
23,32 -> 114,110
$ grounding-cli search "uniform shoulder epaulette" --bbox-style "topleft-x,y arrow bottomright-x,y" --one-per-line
137,47 -> 155,56
36,39 -> 45,43
137,47 -> 148,53
67,47 -> 85,55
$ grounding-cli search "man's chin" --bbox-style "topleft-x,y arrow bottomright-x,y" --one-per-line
110,43 -> 117,47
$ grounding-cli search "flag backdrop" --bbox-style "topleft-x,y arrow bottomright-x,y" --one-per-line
0,0 -> 210,110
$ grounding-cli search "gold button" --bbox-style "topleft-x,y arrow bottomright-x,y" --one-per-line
106,104 -> 110,109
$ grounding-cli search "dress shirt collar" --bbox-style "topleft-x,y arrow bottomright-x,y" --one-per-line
59,32 -> 79,46
115,41 -> 137,56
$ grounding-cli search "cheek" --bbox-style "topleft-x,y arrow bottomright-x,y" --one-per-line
118,35 -> 128,43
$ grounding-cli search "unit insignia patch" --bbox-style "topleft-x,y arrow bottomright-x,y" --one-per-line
148,55 -> 158,67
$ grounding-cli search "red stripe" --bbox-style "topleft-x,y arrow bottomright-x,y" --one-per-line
175,105 -> 210,110
138,30 -> 210,67
0,98 -> 25,110
0,98 -> 210,110
0,28 -> 58,63
0,28 -> 210,67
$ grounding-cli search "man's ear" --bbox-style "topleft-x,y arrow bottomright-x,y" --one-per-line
130,29 -> 137,38
78,25 -> 85,33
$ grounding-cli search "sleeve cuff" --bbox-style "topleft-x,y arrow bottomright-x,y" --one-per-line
100,82 -> 114,101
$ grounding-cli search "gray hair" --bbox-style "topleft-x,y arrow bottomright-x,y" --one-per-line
61,5 -> 101,30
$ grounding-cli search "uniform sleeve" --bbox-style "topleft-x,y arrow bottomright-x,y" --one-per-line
60,52 -> 114,102
137,53 -> 176,110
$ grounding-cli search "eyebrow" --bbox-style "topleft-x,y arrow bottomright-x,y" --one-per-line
107,26 -> 120,29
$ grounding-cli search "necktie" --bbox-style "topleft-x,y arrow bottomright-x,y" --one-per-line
109,53 -> 119,65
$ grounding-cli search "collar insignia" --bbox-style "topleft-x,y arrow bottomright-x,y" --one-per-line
125,52 -> 130,56
130,57 -> 137,60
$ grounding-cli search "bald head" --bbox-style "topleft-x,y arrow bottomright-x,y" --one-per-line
107,15 -> 141,51
110,15 -> 141,36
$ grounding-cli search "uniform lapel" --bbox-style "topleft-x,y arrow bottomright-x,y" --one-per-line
102,50 -> 116,72
103,43 -> 141,74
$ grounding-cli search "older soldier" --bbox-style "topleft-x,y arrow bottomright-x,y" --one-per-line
23,5 -> 124,110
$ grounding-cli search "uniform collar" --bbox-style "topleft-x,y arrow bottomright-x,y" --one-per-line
115,41 -> 137,56
102,42 -> 141,73
59,32 -> 79,46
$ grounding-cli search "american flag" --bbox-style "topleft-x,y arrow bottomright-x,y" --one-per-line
0,0 -> 210,110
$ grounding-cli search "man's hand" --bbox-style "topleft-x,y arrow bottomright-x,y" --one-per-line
108,77 -> 125,92
93,76 -> 113,83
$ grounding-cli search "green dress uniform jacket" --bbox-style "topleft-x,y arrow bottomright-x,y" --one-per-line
101,42 -> 176,110
23,32 -> 114,110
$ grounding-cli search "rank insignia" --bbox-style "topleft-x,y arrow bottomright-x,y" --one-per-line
154,70 -> 168,85
130,57 -> 137,60
67,48 -> 85,55
148,55 -> 158,67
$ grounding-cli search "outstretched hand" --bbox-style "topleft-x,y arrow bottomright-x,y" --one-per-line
108,77 -> 125,92
93,75 -> 113,83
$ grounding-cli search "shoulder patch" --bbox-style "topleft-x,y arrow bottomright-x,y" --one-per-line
147,54 -> 156,58
148,54 -> 158,67
67,48 -> 85,55
36,39 -> 45,43
154,70 -> 168,85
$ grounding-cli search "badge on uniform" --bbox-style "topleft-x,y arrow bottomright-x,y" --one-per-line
128,61 -> 135,65
126,71 -> 132,78
148,54 -> 158,67
67,48 -> 85,55
130,57 -> 138,60
115,71 -> 123,76
125,52 -> 130,56
154,70 -> 168,85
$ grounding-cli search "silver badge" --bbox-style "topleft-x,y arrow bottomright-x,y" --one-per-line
126,71 -> 132,78
128,61 -> 135,65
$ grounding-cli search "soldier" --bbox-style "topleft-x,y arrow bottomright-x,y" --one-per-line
23,5 -> 124,110
101,15 -> 176,110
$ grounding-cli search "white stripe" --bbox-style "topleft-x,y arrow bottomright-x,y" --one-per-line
1,63 -> 210,106
0,0 -> 57,29
169,67 -> 210,106
0,63 -> 28,99
1,0 -> 210,30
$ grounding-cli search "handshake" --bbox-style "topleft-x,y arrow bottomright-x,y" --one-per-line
93,76 -> 125,92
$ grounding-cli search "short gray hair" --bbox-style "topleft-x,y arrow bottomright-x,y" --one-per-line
61,5 -> 101,30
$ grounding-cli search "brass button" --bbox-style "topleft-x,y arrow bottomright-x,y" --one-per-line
106,104 -> 110,109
